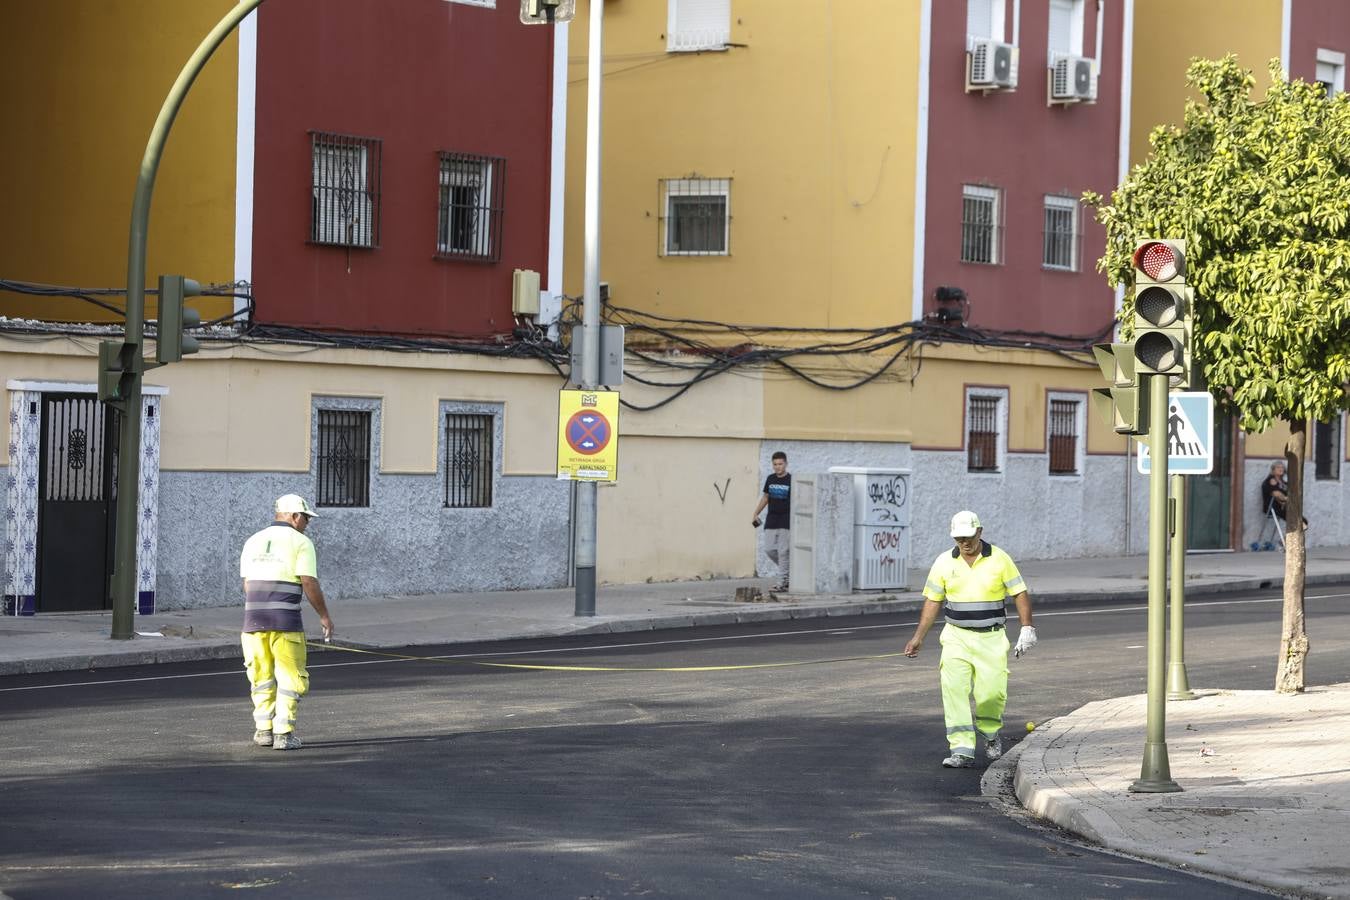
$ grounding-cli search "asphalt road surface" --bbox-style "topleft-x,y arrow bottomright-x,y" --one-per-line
4,583 -> 1349,899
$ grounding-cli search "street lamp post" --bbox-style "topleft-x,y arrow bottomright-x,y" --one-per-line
109,0 -> 268,639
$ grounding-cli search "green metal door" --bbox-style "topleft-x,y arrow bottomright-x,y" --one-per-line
1186,410 -> 1233,550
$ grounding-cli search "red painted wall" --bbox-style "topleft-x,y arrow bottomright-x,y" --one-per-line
923,0 -> 1123,340
1288,0 -> 1350,88
252,0 -> 553,338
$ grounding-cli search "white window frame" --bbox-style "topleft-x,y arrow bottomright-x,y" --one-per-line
1047,0 -> 1085,66
960,184 -> 1002,265
445,0 -> 494,7
965,387 -> 1009,475
438,156 -> 497,259
966,0 -> 1006,48
311,141 -> 375,248
661,178 -> 731,256
1046,391 -> 1086,477
667,0 -> 731,53
1316,48 -> 1346,96
1042,194 -> 1079,271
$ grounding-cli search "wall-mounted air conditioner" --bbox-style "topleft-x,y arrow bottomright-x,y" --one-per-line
966,39 -> 1018,92
1050,54 -> 1097,102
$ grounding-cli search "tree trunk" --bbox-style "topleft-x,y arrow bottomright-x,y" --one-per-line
1276,419 -> 1309,694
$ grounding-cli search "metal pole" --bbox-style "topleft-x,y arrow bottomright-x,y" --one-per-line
1167,472 -> 1196,700
1130,373 -> 1182,792
573,0 -> 604,617
111,0 -> 267,639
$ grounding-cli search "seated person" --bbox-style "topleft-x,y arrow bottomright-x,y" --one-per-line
1262,461 -> 1308,527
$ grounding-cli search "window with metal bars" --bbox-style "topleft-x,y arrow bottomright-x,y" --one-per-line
660,178 -> 731,256
967,394 -> 1002,472
1315,416 -> 1342,480
961,185 -> 1001,264
1043,195 -> 1079,270
310,131 -> 382,248
1048,398 -> 1080,474
316,410 -> 371,507
444,413 -> 493,508
436,152 -> 506,261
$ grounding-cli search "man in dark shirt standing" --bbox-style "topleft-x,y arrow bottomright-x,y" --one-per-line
752,451 -> 792,592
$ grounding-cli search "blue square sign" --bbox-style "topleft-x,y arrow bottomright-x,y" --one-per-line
1137,391 -> 1214,475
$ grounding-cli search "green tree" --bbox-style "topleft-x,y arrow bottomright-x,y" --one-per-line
1086,56 -> 1350,694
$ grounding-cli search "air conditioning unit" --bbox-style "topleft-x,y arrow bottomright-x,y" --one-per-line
1051,55 -> 1097,101
968,39 -> 1019,90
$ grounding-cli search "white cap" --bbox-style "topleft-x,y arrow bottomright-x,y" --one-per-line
949,510 -> 981,538
276,494 -> 319,518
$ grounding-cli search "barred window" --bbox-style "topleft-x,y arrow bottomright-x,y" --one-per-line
316,410 -> 371,507
1043,195 -> 1079,270
437,152 -> 506,262
444,413 -> 493,508
1048,398 -> 1081,475
1315,415 -> 1342,481
661,178 -> 731,256
961,185 -> 1001,264
967,393 -> 1002,472
310,132 -> 381,248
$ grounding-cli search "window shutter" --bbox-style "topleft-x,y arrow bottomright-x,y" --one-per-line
1048,0 -> 1074,58
966,0 -> 995,40
668,0 -> 730,51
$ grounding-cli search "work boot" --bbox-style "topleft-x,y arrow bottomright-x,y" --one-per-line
941,752 -> 977,768
984,732 -> 1003,762
272,733 -> 303,751
252,729 -> 273,748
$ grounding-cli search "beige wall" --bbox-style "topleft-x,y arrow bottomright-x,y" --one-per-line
1129,0 -> 1282,166
564,0 -> 923,329
597,434 -> 761,583
0,1 -> 240,325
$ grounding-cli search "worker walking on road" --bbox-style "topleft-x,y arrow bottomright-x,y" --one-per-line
904,510 -> 1036,768
239,494 -> 334,751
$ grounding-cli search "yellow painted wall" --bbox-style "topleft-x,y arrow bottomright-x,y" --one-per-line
0,1 -> 239,324
1129,0 -> 1282,166
564,0 -> 923,330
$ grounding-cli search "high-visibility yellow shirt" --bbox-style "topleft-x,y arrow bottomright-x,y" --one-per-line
240,522 -> 317,633
922,541 -> 1026,628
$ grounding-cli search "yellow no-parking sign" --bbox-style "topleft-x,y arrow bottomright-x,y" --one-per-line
556,389 -> 619,482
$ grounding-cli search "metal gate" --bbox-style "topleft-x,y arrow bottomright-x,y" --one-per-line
37,395 -> 118,612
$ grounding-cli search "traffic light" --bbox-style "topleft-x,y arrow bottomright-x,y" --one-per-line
1092,342 -> 1150,435
1131,240 -> 1194,389
98,340 -> 137,405
156,275 -> 202,364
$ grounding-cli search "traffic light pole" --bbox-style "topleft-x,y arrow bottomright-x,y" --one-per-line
1167,473 -> 1197,700
573,0 -> 604,617
110,0 -> 267,639
1131,372 -> 1182,792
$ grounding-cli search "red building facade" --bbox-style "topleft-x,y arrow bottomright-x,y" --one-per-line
922,0 -> 1125,340
251,0 -> 555,338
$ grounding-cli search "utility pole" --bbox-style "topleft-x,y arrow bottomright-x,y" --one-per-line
573,0 -> 604,617
109,0 -> 267,639
1167,473 -> 1196,700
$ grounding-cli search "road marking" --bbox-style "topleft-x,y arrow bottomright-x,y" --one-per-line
1,591 -> 1340,693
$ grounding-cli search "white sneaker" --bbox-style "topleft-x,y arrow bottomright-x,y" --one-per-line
941,753 -> 977,768
984,733 -> 1003,762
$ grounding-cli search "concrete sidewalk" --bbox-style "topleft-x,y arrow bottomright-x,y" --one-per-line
4,544 -> 1350,896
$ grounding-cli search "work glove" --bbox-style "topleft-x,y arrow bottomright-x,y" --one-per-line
1013,626 -> 1038,658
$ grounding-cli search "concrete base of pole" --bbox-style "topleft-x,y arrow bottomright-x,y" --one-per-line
1167,662 -> 1197,700
574,566 -> 596,617
1129,742 -> 1182,793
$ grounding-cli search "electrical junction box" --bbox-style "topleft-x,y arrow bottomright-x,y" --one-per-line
512,268 -> 541,316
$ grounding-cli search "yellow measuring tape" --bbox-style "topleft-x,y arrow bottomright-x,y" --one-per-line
307,640 -> 906,673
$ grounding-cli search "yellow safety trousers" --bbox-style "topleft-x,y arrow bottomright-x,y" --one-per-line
241,631 -> 309,736
938,623 -> 1009,756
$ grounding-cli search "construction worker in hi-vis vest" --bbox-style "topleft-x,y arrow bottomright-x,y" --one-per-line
239,494 -> 334,751
904,511 -> 1037,768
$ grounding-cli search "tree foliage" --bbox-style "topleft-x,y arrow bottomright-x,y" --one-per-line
1086,56 -> 1350,434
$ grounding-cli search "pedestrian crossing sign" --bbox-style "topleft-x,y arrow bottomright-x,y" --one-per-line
1137,391 -> 1214,475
